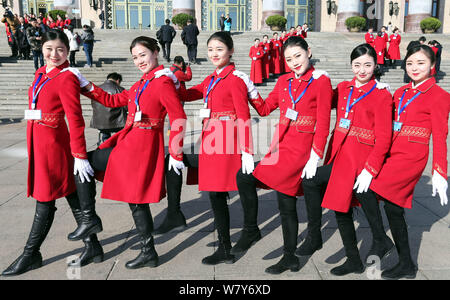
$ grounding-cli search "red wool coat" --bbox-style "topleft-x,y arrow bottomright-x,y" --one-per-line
27,61 -> 87,202
322,78 -> 393,213
249,67 -> 333,196
260,41 -> 272,79
82,65 -> 187,204
270,38 -> 284,74
374,36 -> 387,65
181,63 -> 253,191
371,78 -> 449,208
249,45 -> 265,84
171,64 -> 192,100
387,34 -> 401,60
365,32 -> 375,47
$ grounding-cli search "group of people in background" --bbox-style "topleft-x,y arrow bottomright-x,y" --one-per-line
249,24 -> 309,85
2,7 -> 95,69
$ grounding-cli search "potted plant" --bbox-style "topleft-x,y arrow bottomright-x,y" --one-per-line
265,15 -> 287,31
420,17 -> 442,33
345,16 -> 366,32
172,13 -> 194,30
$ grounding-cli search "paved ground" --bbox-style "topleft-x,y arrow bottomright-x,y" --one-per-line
0,117 -> 449,280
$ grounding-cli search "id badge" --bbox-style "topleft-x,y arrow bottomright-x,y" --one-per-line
393,121 -> 403,132
339,118 -> 351,129
199,108 -> 211,119
24,109 -> 42,120
285,108 -> 298,121
134,111 -> 142,122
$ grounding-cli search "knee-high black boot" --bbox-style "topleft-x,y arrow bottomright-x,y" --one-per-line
68,175 -> 103,241
2,201 -> 57,276
231,169 -> 261,255
266,192 -> 300,275
66,192 -> 104,267
356,190 -> 394,265
153,155 -> 187,235
295,177 -> 324,257
126,204 -> 159,269
331,210 -> 365,276
382,201 -> 417,280
202,192 -> 235,265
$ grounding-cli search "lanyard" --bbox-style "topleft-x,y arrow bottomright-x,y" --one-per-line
288,77 -> 314,109
135,80 -> 150,111
345,82 -> 377,118
397,89 -> 421,121
32,74 -> 51,109
204,76 -> 221,106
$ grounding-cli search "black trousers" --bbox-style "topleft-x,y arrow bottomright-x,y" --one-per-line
160,41 -> 172,60
186,44 -> 197,62
69,50 -> 77,67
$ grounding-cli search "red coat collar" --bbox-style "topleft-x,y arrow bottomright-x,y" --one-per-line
286,66 -> 315,82
401,77 -> 436,94
213,63 -> 235,79
347,77 -> 377,93
140,64 -> 164,81
37,61 -> 70,79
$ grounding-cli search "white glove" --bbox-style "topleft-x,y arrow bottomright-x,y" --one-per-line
241,151 -> 254,175
168,155 -> 185,175
64,67 -> 90,88
232,70 -> 259,99
301,148 -> 321,179
253,57 -> 256,61
353,169 -> 373,194
432,172 -> 448,206
155,68 -> 180,89
74,158 -> 94,183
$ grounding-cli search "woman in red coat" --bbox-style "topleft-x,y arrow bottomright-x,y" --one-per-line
270,32 -> 283,76
365,28 -> 375,48
260,35 -> 272,80
374,31 -> 387,71
296,44 -> 394,276
234,36 -> 333,275
77,36 -> 187,270
387,28 -> 401,67
249,38 -> 264,85
163,32 -> 255,266
370,45 -> 449,280
2,30 -> 103,276
280,31 -> 289,73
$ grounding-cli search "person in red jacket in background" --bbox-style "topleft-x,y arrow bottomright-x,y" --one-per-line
374,31 -> 387,74
55,15 -> 64,29
64,14 -> 72,29
370,45 -> 449,280
260,35 -> 272,80
249,38 -> 264,85
387,27 -> 401,68
301,23 -> 309,38
295,25 -> 303,37
270,32 -> 284,76
428,41 -> 438,76
365,28 -> 375,48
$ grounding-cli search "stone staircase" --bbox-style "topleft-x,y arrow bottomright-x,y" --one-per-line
1,29 -> 450,118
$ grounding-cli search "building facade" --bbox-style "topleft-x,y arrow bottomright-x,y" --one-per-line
2,0 -> 449,33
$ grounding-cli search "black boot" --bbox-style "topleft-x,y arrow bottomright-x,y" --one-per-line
2,201 -> 56,276
356,190 -> 394,266
295,178 -> 324,257
202,192 -> 235,265
381,201 -> 417,280
265,253 -> 300,274
66,192 -> 104,267
266,192 -> 300,274
125,204 -> 159,269
231,170 -> 261,255
68,175 -> 103,241
154,156 -> 187,235
330,211 -> 365,276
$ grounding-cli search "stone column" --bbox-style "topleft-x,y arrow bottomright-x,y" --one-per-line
405,0 -> 432,33
335,0 -> 360,32
173,0 -> 195,17
261,0 -> 284,31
